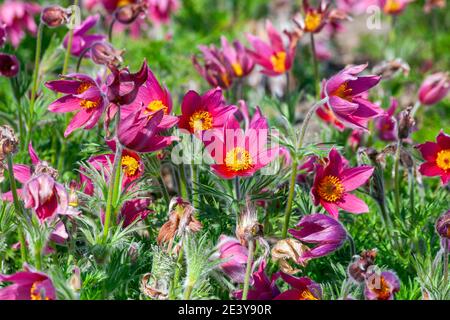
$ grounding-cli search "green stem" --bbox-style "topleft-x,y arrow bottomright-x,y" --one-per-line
191,163 -> 199,207
158,176 -> 170,205
34,244 -> 42,270
108,18 -> 116,43
444,240 -> 448,284
394,139 -> 401,219
408,169 -> 415,217
170,242 -> 184,299
183,282 -> 194,300
347,234 -> 356,259
242,240 -> 255,300
178,164 -> 189,200
310,33 -> 320,99
61,0 -> 78,76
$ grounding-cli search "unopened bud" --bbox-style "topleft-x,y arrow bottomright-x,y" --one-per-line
397,106 -> 415,139
436,210 -> 450,240
41,5 -> 71,28
90,42 -> 124,68
114,2 -> 147,24
0,53 -> 20,78
0,125 -> 19,158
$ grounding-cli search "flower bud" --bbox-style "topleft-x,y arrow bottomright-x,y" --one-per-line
114,2 -> 147,24
0,125 -> 19,158
418,72 -> 450,106
347,249 -> 377,283
90,42 -> 124,68
41,5 -> 71,28
397,106 -> 415,139
0,53 -> 20,78
436,210 -> 450,240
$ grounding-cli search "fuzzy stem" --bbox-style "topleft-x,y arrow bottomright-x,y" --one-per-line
158,175 -> 170,205
234,176 -> 241,202
34,244 -> 42,270
191,163 -> 199,207
61,0 -> 78,76
6,154 -> 27,263
347,234 -> 356,259
183,282 -> 194,300
444,240 -> 448,284
178,164 -> 189,200
408,169 -> 415,216
393,139 -> 401,219
242,240 -> 255,300
108,18 -> 116,43
170,243 -> 184,299
310,33 -> 320,99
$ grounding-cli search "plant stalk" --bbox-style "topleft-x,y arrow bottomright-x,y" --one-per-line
242,240 -> 255,300
310,33 -> 320,99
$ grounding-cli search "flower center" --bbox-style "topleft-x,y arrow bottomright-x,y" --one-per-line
436,149 -> 450,171
270,51 -> 287,73
384,0 -> 401,13
333,82 -> 353,101
317,175 -> 345,202
372,276 -> 391,300
121,155 -> 140,177
30,281 -> 51,300
80,100 -> 99,109
300,289 -> 319,300
189,111 -> 213,132
117,0 -> 132,7
305,11 -> 322,32
232,62 -> 244,77
146,100 -> 168,114
77,82 -> 92,94
225,147 -> 253,172
221,73 -> 231,88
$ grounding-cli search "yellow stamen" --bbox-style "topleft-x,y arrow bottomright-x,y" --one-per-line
30,281 -> 50,300
146,100 -> 168,114
232,62 -> 244,77
304,11 -> 323,32
77,82 -> 92,94
333,82 -> 353,101
121,155 -> 140,177
384,0 -> 402,13
270,51 -> 287,73
80,100 -> 99,109
117,0 -> 132,7
436,149 -> 450,171
221,73 -> 231,88
300,289 -> 319,300
372,276 -> 391,300
225,147 -> 253,172
317,175 -> 345,202
189,111 -> 213,132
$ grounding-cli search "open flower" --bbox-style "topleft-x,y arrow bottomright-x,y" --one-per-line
207,107 -> 279,179
0,0 -> 41,48
364,270 -> 400,300
119,198 -> 152,227
216,235 -> 248,283
246,20 -> 298,76
0,265 -> 56,300
178,88 -> 236,135
321,64 -> 383,130
46,74 -> 106,137
289,213 -> 347,262
295,0 -> 330,33
416,130 -> 450,185
234,261 -> 280,300
380,0 -> 411,15
375,98 -> 398,142
274,273 -> 322,300
0,53 -> 20,77
147,0 -> 179,25
418,72 -> 449,106
311,148 -> 374,218
64,14 -> 105,57
221,36 -> 255,78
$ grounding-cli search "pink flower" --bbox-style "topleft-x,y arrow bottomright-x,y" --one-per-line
119,198 -> 152,227
316,104 -> 345,131
0,0 -> 41,48
178,88 -> 237,134
321,64 -> 383,130
46,74 -> 106,137
418,72 -> 449,106
0,53 -> 19,77
0,265 -> 56,300
364,270 -> 400,300
375,98 -> 398,142
311,148 -> 374,218
380,0 -> 411,15
63,14 -> 105,57
233,261 -> 280,300
416,130 -> 450,185
148,0 -> 179,25
246,20 -> 298,76
274,273 -> 322,300
206,107 -> 279,179
217,235 -> 248,283
221,37 -> 255,78
296,0 -> 330,34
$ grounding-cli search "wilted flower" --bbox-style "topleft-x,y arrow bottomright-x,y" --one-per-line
397,106 -> 415,139
0,53 -> 20,78
436,210 -> 450,240
236,199 -> 263,246
380,0 -> 411,15
221,36 -> 255,78
418,72 -> 449,106
46,74 -> 106,137
107,60 -> 148,105
246,20 -> 298,76
0,125 -> 18,158
416,130 -> 450,185
41,5 -> 71,28
372,58 -> 410,79
321,64 -> 383,130
289,213 -> 347,262
295,0 -> 330,34
63,14 -> 105,57
274,273 -> 322,300
114,2 -> 147,24
424,0 -> 446,13
0,265 -> 56,300
0,0 -> 41,48
141,273 -> 168,300
364,270 -> 400,300
90,41 -> 124,67
347,249 -> 377,282
147,0 -> 180,25
193,44 -> 234,89
234,261 -> 280,300
375,98 -> 398,142
271,238 -> 309,274
311,148 -> 374,218
216,235 -> 248,283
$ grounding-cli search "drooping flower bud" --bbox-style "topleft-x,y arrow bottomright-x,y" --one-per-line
397,106 -> 415,139
271,238 -> 309,274
41,5 -> 71,28
418,72 -> 450,106
114,2 -> 147,24
347,249 -> 377,283
0,53 -> 20,78
90,41 -> 124,68
0,125 -> 19,159
69,267 -> 81,292
436,210 -> 450,240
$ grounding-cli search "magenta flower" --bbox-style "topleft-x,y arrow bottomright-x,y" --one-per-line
0,53 -> 19,77
364,270 -> 400,300
0,23 -> 6,48
217,235 -> 248,283
246,20 -> 298,76
119,198 -> 152,227
207,107 -> 279,179
148,0 -> 179,25
0,0 -> 40,48
233,261 -> 280,300
316,104 -> 346,131
418,72 -> 449,106
375,98 -> 398,142
178,88 -> 237,134
416,130 -> 450,185
322,64 -> 383,130
0,265 -> 56,300
380,0 -> 411,15
46,74 -> 106,137
63,14 -> 105,57
311,148 -> 374,218
296,0 -> 330,34
274,273 -> 322,300
221,36 -> 254,78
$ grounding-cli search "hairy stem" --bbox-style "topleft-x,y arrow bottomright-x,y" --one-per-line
444,240 -> 448,284
178,164 -> 189,200
61,0 -> 78,76
170,241 -> 184,299
394,139 -> 401,219
242,240 -> 255,300
310,33 -> 320,99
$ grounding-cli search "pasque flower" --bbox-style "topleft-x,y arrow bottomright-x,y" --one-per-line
148,0 -> 180,25
246,20 -> 298,76
416,130 -> 450,185
289,213 -> 347,262
316,104 -> 345,131
46,74 -> 106,137
63,15 -> 106,57
234,261 -> 280,300
321,64 -> 383,130
0,0 -> 40,48
193,44 -> 234,89
41,5 -> 71,28
178,88 -> 236,135
274,273 -> 322,300
221,36 -> 255,78
216,235 -> 248,283
418,72 -> 449,106
114,2 -> 147,24
364,270 -> 400,300
311,148 -> 374,218
375,98 -> 398,142
436,210 -> 450,240
119,198 -> 152,227
0,53 -> 20,78
90,41 -> 124,67
0,265 -> 56,300
295,0 -> 330,33
207,107 -> 279,179
380,0 -> 411,15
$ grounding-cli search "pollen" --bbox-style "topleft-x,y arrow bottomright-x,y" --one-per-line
436,149 -> 450,171
372,276 -> 391,300
317,175 -> 345,202
225,147 -> 253,172
30,281 -> 50,300
121,155 -> 140,177
146,100 -> 168,114
300,289 -> 319,300
189,111 -> 213,132
232,62 -> 244,77
270,51 -> 287,73
117,0 -> 132,7
77,82 -> 92,94
304,11 -> 323,32
333,82 -> 353,101
80,99 -> 99,109
384,0 -> 402,13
